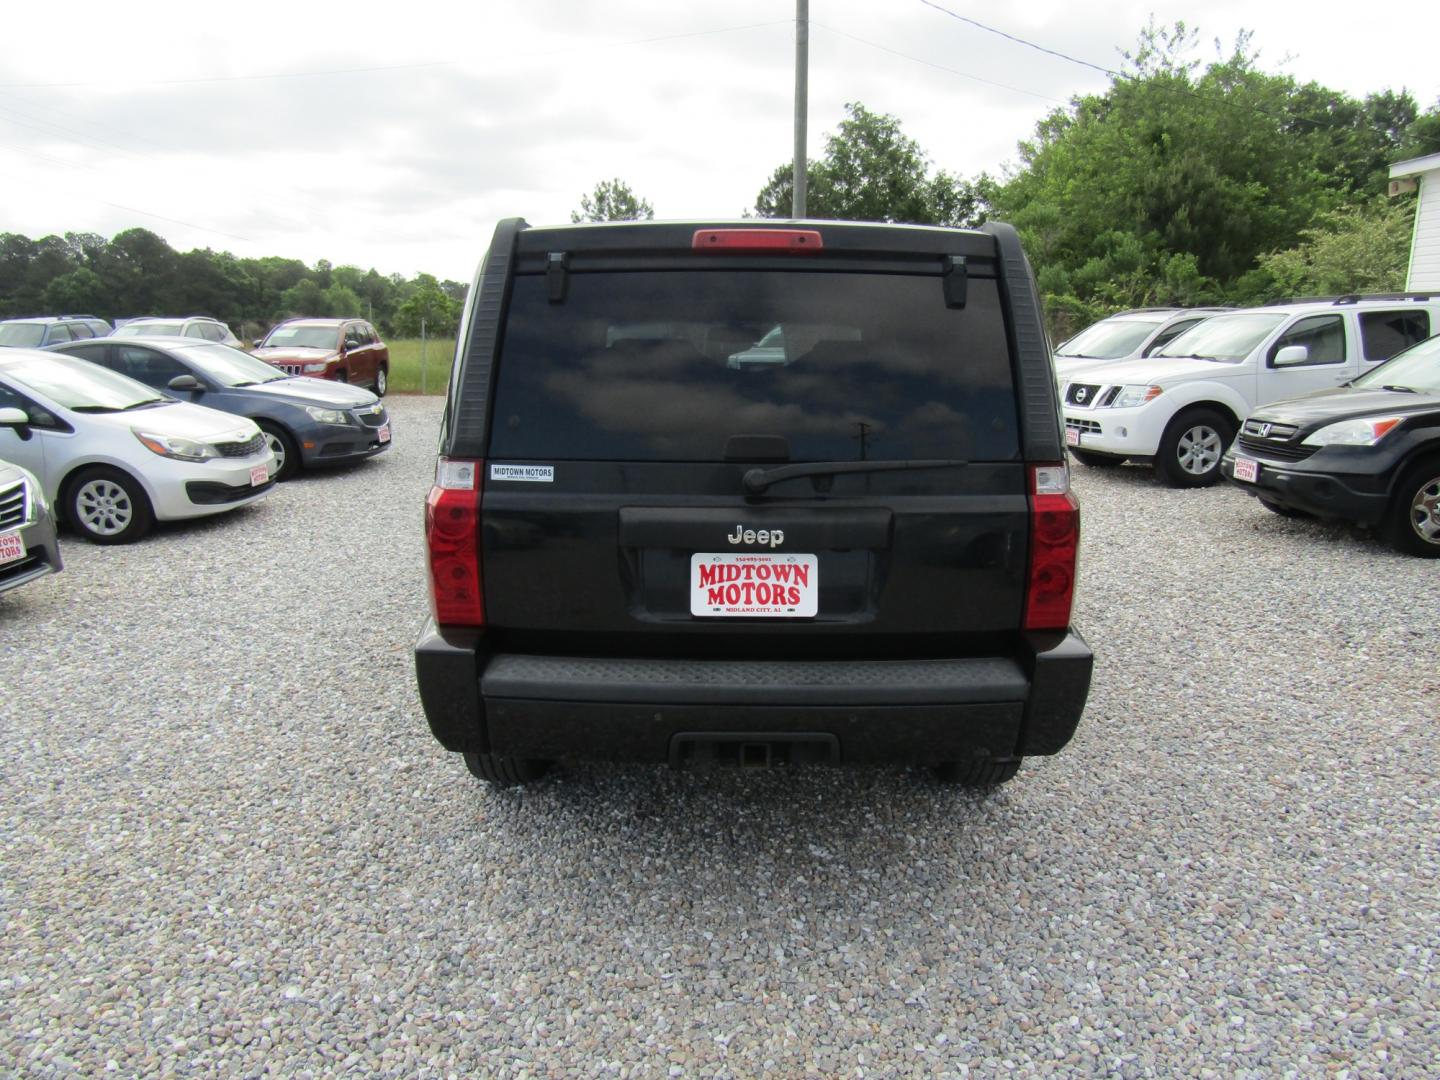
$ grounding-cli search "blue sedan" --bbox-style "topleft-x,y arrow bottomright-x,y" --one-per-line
52,337 -> 392,481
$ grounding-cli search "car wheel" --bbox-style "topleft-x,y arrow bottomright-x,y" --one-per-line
335,369 -> 348,385
1385,457 -> 1440,558
1257,496 -> 1311,519
462,752 -> 553,788
66,466 -> 154,545
1070,449 -> 1123,468
374,366 -> 388,397
1156,408 -> 1234,488
258,421 -> 300,482
932,757 -> 1021,788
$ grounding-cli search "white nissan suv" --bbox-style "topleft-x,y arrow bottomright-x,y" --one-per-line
1061,295 -> 1440,486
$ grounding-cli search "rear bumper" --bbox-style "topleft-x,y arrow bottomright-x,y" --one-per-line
414,620 -> 1092,766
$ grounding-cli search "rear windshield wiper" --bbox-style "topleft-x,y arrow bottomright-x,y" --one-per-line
743,458 -> 968,495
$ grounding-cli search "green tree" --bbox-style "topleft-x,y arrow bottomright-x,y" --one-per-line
278,278 -> 325,317
571,179 -> 655,223
393,274 -> 460,336
751,102 -> 986,226
989,21 -> 1421,326
43,267 -> 108,314
1253,198 -> 1415,299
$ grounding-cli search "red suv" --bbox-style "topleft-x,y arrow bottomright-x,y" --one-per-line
253,318 -> 390,396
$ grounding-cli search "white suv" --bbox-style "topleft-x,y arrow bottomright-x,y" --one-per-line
1061,295 -> 1440,486
1052,307 -> 1227,386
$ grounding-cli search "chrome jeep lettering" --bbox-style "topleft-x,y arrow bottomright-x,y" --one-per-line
725,525 -> 786,548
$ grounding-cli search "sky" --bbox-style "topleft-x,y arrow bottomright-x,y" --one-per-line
2,1 -> 1438,285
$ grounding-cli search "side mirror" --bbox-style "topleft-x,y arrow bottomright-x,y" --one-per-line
0,406 -> 32,440
253,339 -> 266,350
1272,345 -> 1309,368
168,374 -> 203,392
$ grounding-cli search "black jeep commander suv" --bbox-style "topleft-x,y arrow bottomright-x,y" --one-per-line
415,218 -> 1092,789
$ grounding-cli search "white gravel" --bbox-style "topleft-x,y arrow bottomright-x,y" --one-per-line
2,394 -> 1438,1077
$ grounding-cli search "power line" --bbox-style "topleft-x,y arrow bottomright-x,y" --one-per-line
812,20 -> 1062,103
917,0 -> 1117,78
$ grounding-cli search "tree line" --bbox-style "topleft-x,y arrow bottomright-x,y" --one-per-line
0,228 -> 467,340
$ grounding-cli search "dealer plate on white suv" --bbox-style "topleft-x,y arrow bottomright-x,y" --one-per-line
690,553 -> 818,618
1233,456 -> 1259,483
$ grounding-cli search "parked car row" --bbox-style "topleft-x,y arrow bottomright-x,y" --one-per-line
1,315 -> 390,397
0,339 -> 390,571
1059,294 -> 1440,557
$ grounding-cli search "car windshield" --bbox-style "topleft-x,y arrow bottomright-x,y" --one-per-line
1351,334 -> 1440,393
0,323 -> 47,347
1153,312 -> 1288,362
263,326 -> 338,349
114,321 -> 184,337
0,352 -> 169,410
1055,318 -> 1164,359
179,343 -> 288,386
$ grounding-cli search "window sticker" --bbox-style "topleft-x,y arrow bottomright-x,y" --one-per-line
489,464 -> 555,482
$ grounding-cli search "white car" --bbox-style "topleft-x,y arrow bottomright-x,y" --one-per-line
0,349 -> 276,543
1061,296 -> 1440,486
1052,308 -> 1226,386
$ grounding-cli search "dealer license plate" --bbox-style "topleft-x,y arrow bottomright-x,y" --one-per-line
1065,425 -> 1080,446
0,531 -> 24,566
378,423 -> 391,444
1233,456 -> 1258,483
690,553 -> 818,618
250,464 -> 269,487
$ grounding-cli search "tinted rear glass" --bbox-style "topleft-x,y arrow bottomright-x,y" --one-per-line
488,271 -> 1017,462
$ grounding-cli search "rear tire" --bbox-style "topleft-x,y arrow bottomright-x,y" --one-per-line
1070,449 -> 1123,468
1385,457 -> 1440,557
65,466 -> 154,545
374,366 -> 388,397
1156,408 -> 1234,488
462,752 -> 552,788
933,757 -> 1021,788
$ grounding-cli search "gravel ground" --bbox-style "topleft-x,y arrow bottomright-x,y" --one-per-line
2,393 -> 1438,1077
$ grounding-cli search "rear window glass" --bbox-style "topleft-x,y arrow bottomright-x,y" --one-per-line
488,271 -> 1018,462
1359,310 -> 1430,362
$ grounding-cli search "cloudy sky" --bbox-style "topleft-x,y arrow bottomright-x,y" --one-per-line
2,1 -> 1438,283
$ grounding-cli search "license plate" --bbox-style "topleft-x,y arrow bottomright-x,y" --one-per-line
1065,425 -> 1080,446
690,553 -> 818,618
250,464 -> 269,487
0,531 -> 24,566
378,423 -> 391,444
1233,456 -> 1258,483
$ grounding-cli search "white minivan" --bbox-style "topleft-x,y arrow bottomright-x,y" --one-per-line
1060,296 -> 1440,486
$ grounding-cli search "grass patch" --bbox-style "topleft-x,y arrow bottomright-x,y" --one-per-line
386,338 -> 456,394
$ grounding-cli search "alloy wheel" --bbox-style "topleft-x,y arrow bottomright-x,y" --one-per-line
264,431 -> 287,476
76,478 -> 133,537
1409,473 -> 1440,546
1176,424 -> 1223,475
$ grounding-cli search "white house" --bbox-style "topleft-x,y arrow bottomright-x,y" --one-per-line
1390,152 -> 1440,291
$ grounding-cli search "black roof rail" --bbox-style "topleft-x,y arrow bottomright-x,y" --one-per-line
1331,291 -> 1440,305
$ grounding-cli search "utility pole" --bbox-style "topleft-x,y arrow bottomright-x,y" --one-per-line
793,0 -> 808,219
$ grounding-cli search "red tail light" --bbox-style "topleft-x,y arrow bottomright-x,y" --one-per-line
426,458 -> 484,626
692,228 -> 823,252
1024,463 -> 1079,631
